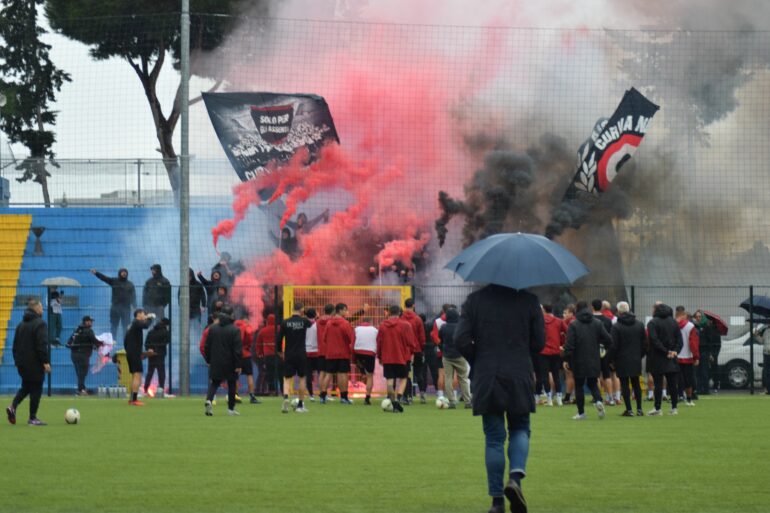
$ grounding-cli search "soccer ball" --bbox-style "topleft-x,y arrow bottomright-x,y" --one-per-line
435,397 -> 450,409
290,398 -> 300,411
64,408 -> 80,424
381,398 -> 394,412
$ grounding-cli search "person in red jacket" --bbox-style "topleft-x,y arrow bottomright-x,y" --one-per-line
401,298 -> 426,404
315,304 -> 335,403
234,317 -> 260,404
255,314 -> 281,395
377,305 -> 414,413
537,304 -> 567,406
561,304 -> 576,404
675,306 -> 700,406
321,303 -> 356,404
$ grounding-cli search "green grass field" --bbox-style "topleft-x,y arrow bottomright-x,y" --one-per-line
1,393 -> 768,513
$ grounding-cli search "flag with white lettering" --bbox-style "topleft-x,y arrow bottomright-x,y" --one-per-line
565,87 -> 659,199
202,92 -> 339,182
545,88 -> 659,239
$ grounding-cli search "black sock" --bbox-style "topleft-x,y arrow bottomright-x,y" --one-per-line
509,471 -> 524,486
131,392 -> 138,401
365,394 -> 370,400
320,391 -> 327,399
341,391 -> 348,400
283,394 -> 289,400
564,393 -> 571,402
492,497 -> 504,507
298,400 -> 304,408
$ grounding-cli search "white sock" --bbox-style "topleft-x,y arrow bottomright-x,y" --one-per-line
437,391 -> 444,398
547,392 -> 552,399
662,389 -> 668,397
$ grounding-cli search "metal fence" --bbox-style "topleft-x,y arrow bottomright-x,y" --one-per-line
1,284 -> 767,396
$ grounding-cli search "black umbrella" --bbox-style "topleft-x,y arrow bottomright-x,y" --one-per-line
740,296 -> 770,318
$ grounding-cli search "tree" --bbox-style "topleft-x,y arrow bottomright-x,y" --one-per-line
0,0 -> 71,207
45,1 -> 268,197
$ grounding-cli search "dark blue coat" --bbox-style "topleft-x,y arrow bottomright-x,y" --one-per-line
455,285 -> 544,416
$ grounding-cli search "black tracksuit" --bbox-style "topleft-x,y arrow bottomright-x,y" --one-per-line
94,269 -> 136,342
67,324 -> 101,392
144,324 -> 170,391
11,309 -> 49,420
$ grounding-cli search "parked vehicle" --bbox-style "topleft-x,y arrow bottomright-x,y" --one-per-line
717,324 -> 764,389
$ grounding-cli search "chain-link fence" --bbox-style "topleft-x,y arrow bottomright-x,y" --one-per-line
1,284 -> 767,396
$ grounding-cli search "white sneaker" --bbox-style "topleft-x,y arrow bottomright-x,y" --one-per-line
595,401 -> 605,419
281,398 -> 290,413
686,400 -> 695,407
572,413 -> 587,420
295,406 -> 309,413
556,395 -> 563,407
648,409 -> 662,416
227,409 -> 240,416
546,396 -> 553,407
308,395 -> 315,402
668,408 -> 678,416
204,400 -> 213,417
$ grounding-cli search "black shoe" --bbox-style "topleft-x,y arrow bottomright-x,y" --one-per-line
488,504 -> 505,513
504,478 -> 527,513
393,401 -> 404,413
364,397 -> 371,405
621,410 -> 634,417
636,409 -> 644,417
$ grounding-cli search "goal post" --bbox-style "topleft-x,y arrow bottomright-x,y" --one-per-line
282,285 -> 413,398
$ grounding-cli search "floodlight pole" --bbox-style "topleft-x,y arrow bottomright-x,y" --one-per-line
178,0 -> 191,396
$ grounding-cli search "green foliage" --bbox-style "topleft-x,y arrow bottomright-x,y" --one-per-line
0,395 -> 767,512
0,0 -> 71,204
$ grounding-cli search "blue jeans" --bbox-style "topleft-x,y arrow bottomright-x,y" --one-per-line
482,413 -> 531,497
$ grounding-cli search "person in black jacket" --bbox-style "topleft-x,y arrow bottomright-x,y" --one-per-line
562,301 -> 611,421
143,264 -> 171,319
454,284 -> 544,513
694,310 -> 722,395
144,318 -> 171,396
125,309 -> 154,406
197,269 -> 222,312
6,300 -> 51,426
609,302 -> 647,416
439,308 -> 471,409
646,302 -> 684,416
591,299 -> 615,405
91,268 -> 136,342
66,315 -> 103,395
203,305 -> 243,416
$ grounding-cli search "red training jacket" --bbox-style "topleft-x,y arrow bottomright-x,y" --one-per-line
541,313 -> 566,356
323,316 -> 355,360
234,319 -> 256,359
377,317 -> 412,365
400,309 -> 426,355
255,314 -> 278,358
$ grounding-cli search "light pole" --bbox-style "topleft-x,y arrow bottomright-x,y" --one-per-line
0,92 -> 6,172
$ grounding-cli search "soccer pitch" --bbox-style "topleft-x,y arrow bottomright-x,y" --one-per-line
1,394 -> 767,513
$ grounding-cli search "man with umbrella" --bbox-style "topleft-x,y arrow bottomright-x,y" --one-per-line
449,233 -> 587,513
694,310 -> 723,395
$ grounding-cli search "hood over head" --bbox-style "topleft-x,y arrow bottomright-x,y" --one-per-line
445,308 -> 459,323
654,303 -> 674,319
266,314 -> 275,326
118,268 -> 129,281
576,309 -> 595,323
617,311 -> 637,325
151,264 -> 163,276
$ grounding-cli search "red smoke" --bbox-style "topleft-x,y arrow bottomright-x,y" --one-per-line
215,24 -> 507,318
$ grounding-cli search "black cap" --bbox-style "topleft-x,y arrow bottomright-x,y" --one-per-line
82,315 -> 94,323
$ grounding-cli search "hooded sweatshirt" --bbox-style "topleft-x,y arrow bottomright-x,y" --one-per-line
376,317 -> 412,365
316,314 -> 332,358
323,316 -> 356,360
12,308 -> 49,380
256,314 -> 278,357
401,309 -> 426,355
438,308 -> 462,359
234,319 -> 256,360
541,313 -> 566,356
94,269 -> 136,308
143,264 -> 171,308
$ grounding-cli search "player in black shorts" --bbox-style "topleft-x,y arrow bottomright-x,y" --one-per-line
124,309 -> 153,406
280,302 -> 312,413
377,305 -> 415,413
